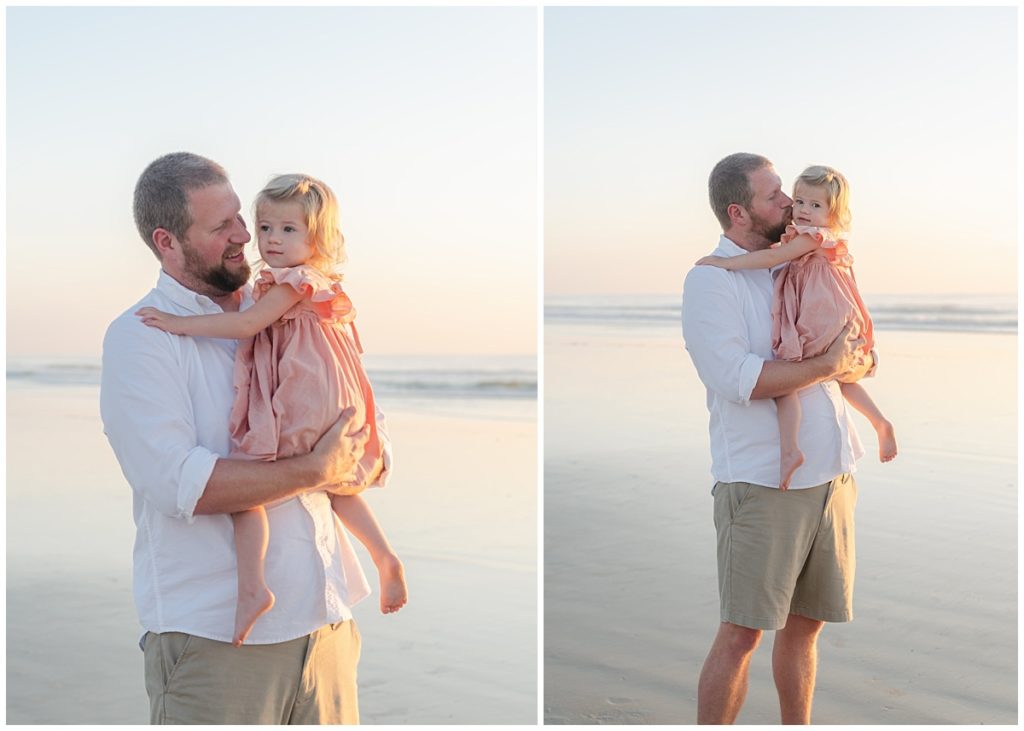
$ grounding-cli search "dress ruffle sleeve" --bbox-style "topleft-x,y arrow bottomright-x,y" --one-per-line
253,266 -> 356,324
779,225 -> 852,267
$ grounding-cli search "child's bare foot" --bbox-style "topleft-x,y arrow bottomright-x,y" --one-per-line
233,586 -> 275,646
377,553 -> 408,614
779,449 -> 805,491
878,419 -> 898,463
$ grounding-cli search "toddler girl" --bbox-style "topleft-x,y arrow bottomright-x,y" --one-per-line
138,174 -> 407,645
697,165 -> 897,489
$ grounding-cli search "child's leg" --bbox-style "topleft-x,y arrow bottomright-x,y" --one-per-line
331,493 -> 408,614
776,392 -> 805,490
231,507 -> 276,646
840,382 -> 898,462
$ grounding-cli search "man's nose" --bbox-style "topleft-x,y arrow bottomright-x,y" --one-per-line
781,193 -> 793,206
231,219 -> 251,243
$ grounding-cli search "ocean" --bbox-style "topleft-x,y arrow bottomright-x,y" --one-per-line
545,292 -> 1017,335
7,352 -> 537,421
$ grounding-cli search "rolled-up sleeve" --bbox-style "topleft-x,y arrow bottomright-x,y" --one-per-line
681,267 -> 764,405
100,315 -> 219,522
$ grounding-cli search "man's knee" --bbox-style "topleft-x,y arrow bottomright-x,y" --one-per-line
718,621 -> 763,657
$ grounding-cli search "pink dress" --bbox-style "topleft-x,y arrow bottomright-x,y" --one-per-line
771,224 -> 874,363
228,265 -> 384,489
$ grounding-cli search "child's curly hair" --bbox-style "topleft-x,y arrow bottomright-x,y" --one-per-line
255,174 -> 345,278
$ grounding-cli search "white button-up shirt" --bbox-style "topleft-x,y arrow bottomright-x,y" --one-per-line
100,271 -> 374,644
681,235 -> 864,490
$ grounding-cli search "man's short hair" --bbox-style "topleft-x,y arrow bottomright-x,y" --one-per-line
708,153 -> 772,229
133,152 -> 229,259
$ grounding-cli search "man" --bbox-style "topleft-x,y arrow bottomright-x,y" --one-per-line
681,153 -> 873,724
101,152 -> 380,724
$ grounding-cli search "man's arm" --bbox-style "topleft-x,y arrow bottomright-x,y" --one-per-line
682,266 -> 769,404
682,266 -> 869,405
749,322 -> 869,400
194,410 -> 369,515
101,315 -> 368,521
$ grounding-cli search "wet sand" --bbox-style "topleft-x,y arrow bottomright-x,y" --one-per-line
7,385 -> 537,724
544,325 -> 1016,724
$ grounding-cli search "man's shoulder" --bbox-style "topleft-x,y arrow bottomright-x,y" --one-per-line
102,289 -> 174,357
105,287 -> 154,331
683,259 -> 737,298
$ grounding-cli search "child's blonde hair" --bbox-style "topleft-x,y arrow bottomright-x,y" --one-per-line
795,165 -> 852,230
255,173 -> 345,278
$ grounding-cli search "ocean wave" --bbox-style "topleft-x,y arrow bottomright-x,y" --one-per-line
546,294 -> 1017,334
6,361 -> 103,386
7,358 -> 537,398
369,370 -> 537,399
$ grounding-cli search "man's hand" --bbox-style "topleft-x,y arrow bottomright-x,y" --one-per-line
836,349 -> 875,384
323,455 -> 384,497
321,454 -> 382,495
195,407 -> 370,516
822,322 -> 867,380
750,321 -> 871,401
309,407 -> 369,489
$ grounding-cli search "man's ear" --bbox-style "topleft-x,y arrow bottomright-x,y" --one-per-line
152,228 -> 177,257
726,203 -> 747,228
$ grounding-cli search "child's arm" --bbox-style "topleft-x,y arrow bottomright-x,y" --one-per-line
696,233 -> 820,271
136,284 -> 304,338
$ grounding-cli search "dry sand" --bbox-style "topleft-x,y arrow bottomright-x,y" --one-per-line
544,326 -> 1016,724
6,386 -> 537,724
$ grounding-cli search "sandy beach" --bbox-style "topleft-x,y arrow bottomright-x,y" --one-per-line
544,322 -> 1016,724
7,382 -> 537,724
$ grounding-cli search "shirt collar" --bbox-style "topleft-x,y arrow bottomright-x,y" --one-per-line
717,234 -> 786,275
717,234 -> 748,257
155,270 -> 252,314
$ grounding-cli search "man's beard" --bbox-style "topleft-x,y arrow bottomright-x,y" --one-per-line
749,209 -> 791,247
181,240 -> 251,295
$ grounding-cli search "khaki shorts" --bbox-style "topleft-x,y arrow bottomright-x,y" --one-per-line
143,620 -> 361,724
713,474 -> 857,630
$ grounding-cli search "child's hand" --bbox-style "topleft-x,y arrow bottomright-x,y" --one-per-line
136,307 -> 188,334
695,255 -> 727,267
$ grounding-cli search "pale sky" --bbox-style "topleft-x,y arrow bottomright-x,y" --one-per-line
6,6 -> 1019,359
6,6 -> 537,357
545,6 -> 1018,296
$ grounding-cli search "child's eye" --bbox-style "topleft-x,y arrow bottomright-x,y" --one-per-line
258,224 -> 269,232
284,226 -> 295,233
